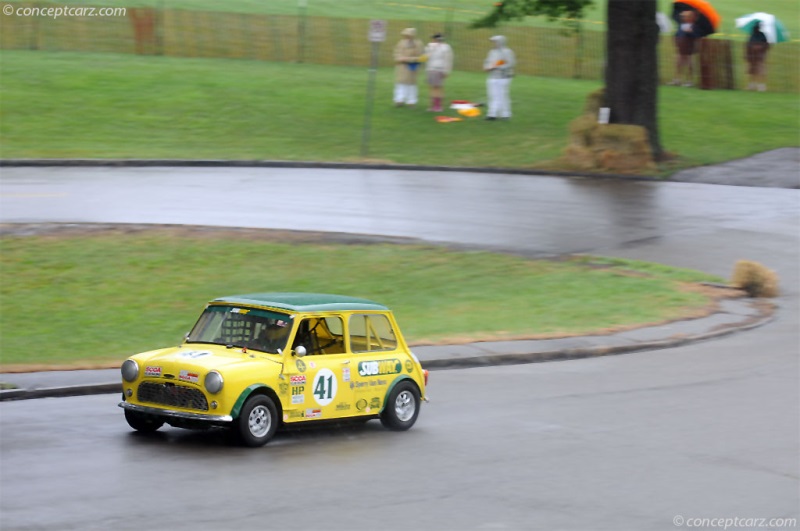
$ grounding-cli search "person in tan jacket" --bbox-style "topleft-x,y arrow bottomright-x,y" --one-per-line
393,28 -> 424,107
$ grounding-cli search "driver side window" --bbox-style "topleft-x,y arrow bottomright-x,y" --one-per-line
292,317 -> 345,355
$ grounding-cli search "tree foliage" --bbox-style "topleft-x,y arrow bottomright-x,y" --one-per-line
470,0 -> 594,29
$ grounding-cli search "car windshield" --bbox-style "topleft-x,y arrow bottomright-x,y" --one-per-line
186,305 -> 292,354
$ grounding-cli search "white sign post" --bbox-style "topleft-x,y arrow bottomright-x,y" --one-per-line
361,20 -> 387,157
369,19 -> 387,43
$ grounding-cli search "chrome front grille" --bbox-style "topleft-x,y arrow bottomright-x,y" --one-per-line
137,382 -> 209,411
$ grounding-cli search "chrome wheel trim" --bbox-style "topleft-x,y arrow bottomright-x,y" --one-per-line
248,404 -> 272,438
394,390 -> 416,422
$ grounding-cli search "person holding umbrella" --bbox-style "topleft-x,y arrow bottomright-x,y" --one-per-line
745,21 -> 770,91
737,13 -> 790,92
670,10 -> 698,86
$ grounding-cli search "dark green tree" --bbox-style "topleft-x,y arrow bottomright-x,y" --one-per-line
473,0 -> 663,159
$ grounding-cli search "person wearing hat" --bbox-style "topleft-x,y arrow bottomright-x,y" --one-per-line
393,28 -> 425,107
482,35 -> 516,120
424,33 -> 454,112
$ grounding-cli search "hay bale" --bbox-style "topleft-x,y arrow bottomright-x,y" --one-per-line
568,115 -> 597,147
731,260 -> 780,297
564,144 -> 597,170
584,88 -> 605,116
563,89 -> 655,172
597,149 -> 656,172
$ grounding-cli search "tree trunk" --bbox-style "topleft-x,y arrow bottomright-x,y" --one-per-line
605,0 -> 662,159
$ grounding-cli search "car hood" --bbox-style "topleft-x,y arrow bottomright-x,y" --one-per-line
134,344 -> 281,378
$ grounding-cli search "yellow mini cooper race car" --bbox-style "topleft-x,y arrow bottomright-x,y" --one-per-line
119,293 -> 429,447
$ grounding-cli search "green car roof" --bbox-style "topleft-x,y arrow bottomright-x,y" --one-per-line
212,292 -> 389,313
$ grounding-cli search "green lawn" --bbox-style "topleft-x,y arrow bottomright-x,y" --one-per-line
0,228 -> 723,369
1,50 -> 797,172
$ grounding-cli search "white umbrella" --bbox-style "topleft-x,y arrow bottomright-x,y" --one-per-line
656,12 -> 673,34
736,12 -> 790,44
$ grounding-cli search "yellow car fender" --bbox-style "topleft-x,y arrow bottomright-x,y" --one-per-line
379,375 -> 420,414
230,384 -> 283,419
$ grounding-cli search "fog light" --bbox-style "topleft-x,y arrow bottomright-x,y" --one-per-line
211,401 -> 218,409
126,389 -> 133,397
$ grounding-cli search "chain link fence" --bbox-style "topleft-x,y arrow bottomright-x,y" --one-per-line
1,2 -> 797,92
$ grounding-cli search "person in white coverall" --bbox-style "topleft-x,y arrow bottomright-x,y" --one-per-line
482,35 -> 516,120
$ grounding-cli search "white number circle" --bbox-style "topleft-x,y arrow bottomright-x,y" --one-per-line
312,368 -> 337,406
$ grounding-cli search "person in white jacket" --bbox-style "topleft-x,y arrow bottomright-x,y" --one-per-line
424,33 -> 453,112
482,35 -> 516,120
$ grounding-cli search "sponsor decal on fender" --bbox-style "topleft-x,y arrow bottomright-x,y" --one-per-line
290,375 -> 306,385
144,366 -> 162,377
306,408 -> 322,419
358,359 -> 402,377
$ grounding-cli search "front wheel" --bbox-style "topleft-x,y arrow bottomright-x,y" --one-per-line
234,395 -> 278,447
124,409 -> 164,433
380,381 -> 420,431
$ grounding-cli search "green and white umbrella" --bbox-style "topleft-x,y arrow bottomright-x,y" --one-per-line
736,12 -> 790,44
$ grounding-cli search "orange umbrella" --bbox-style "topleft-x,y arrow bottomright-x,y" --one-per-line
673,0 -> 721,37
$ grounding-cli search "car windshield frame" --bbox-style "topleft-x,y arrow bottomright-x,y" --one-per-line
185,305 -> 293,354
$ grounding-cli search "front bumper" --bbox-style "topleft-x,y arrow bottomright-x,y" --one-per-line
119,401 -> 233,423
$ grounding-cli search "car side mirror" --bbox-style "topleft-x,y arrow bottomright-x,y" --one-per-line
294,345 -> 307,358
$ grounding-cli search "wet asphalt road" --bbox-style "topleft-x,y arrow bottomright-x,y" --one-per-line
0,165 -> 798,531
1,166 -> 797,256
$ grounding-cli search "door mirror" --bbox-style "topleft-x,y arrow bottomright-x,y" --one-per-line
294,345 -> 307,358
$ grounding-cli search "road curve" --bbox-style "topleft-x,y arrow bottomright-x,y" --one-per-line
0,166 -> 798,531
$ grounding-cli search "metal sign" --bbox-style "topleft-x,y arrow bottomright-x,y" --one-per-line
369,19 -> 387,42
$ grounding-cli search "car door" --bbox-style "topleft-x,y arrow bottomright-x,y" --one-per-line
347,312 -> 403,417
284,316 -> 354,422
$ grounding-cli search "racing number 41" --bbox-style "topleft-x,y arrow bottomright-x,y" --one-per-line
314,375 -> 333,400
312,368 -> 337,406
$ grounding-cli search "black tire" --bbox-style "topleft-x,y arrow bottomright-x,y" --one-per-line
124,409 -> 164,433
380,380 -> 420,431
234,394 -> 278,447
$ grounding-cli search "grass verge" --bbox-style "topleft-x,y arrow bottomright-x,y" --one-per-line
1,50 -> 798,173
0,226 -> 727,370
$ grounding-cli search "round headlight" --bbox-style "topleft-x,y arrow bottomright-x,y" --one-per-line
205,371 -> 224,394
121,360 -> 139,382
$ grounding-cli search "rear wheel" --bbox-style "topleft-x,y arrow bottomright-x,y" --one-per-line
124,409 -> 164,433
235,395 -> 278,447
380,381 -> 420,431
